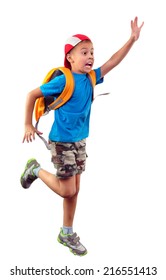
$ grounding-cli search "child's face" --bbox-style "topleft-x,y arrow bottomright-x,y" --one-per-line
66,41 -> 94,74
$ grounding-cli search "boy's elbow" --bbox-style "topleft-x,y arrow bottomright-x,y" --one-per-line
28,87 -> 43,100
101,63 -> 116,77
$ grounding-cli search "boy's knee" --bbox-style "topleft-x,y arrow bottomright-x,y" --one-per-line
59,177 -> 77,198
62,188 -> 76,198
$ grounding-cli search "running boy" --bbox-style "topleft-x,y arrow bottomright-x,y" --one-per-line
21,17 -> 144,256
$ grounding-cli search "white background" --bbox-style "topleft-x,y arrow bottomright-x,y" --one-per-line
0,0 -> 166,279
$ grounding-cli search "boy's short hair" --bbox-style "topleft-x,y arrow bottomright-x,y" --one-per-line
64,34 -> 91,69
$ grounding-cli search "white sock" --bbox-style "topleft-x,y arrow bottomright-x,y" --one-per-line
33,166 -> 41,177
62,226 -> 73,235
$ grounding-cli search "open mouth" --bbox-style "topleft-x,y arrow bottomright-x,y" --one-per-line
85,62 -> 92,68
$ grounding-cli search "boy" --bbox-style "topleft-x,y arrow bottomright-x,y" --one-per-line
21,17 -> 144,256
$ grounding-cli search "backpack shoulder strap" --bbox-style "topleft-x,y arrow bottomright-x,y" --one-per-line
47,67 -> 74,111
34,67 -> 74,122
88,70 -> 96,88
87,70 -> 96,100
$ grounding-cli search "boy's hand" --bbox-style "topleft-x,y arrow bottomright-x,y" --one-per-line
131,16 -> 144,41
22,124 -> 43,143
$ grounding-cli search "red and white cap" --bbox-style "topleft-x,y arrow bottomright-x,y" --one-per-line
64,34 -> 91,69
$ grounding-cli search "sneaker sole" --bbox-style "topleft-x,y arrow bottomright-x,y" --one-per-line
57,236 -> 87,256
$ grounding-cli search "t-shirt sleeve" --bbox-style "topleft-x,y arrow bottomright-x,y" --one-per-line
40,74 -> 66,97
94,67 -> 104,85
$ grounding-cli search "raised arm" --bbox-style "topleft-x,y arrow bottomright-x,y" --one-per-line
100,17 -> 144,77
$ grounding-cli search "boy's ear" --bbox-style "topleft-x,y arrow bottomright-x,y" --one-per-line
66,53 -> 73,63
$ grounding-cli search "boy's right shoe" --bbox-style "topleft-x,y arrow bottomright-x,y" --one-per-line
57,228 -> 87,256
20,158 -> 40,189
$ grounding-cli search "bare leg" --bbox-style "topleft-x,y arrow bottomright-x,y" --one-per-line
63,174 -> 81,227
38,168 -> 77,198
38,170 -> 81,231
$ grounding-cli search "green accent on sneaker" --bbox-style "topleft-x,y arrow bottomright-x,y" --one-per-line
20,158 -> 40,189
57,228 -> 87,256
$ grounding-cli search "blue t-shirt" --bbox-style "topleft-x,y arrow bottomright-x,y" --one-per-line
40,67 -> 103,142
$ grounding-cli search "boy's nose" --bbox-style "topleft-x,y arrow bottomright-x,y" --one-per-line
88,53 -> 93,58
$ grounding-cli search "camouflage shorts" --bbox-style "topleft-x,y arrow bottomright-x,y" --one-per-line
49,139 -> 87,179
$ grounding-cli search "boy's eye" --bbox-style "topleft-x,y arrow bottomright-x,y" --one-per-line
82,50 -> 94,55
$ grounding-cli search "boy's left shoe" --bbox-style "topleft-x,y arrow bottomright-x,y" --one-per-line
57,228 -> 87,256
20,158 -> 40,189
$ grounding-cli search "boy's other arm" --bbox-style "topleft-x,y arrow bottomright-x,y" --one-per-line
100,17 -> 144,77
23,87 -> 43,143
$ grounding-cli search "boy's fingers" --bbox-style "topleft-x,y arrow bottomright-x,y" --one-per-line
140,21 -> 144,29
